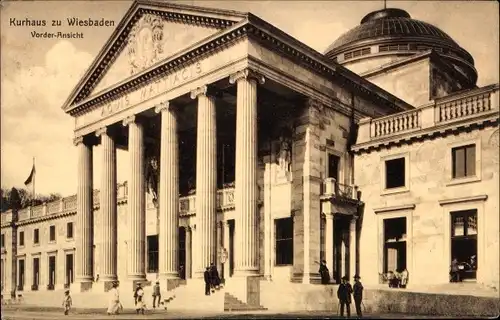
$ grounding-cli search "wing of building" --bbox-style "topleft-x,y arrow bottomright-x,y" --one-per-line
1,1 -> 498,314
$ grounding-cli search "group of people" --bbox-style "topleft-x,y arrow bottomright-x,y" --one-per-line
204,263 -> 221,295
319,260 -> 365,318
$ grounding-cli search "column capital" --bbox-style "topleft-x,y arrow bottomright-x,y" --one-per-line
122,115 -> 137,127
73,135 -> 84,146
229,68 -> 265,85
324,213 -> 335,220
190,85 -> 208,100
154,101 -> 171,114
224,220 -> 230,227
95,127 -> 110,138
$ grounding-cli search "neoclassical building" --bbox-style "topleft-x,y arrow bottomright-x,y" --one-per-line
1,1 -> 498,307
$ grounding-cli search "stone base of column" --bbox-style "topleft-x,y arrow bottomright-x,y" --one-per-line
71,278 -> 93,292
193,270 -> 205,279
159,273 -> 181,291
93,278 -> 116,293
291,272 -> 322,284
224,276 -> 261,306
55,283 -> 65,291
233,268 -> 259,278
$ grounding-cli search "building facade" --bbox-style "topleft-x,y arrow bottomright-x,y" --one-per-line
1,1 -> 498,300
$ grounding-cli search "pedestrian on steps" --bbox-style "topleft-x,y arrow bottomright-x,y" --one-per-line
204,266 -> 211,296
353,274 -> 364,318
152,281 -> 161,308
62,289 -> 72,316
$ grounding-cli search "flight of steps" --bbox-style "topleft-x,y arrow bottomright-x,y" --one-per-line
223,292 -> 267,311
162,280 -> 225,312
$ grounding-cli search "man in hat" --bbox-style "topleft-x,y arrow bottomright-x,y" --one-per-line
337,275 -> 353,317
204,266 -> 211,295
319,260 -> 331,284
353,274 -> 364,317
62,289 -> 72,315
152,281 -> 161,308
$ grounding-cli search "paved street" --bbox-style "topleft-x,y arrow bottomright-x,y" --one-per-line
1,306 -> 472,319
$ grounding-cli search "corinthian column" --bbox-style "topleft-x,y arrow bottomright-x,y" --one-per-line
123,115 -> 146,283
95,127 -> 117,290
74,135 -> 93,292
191,85 -> 217,278
229,69 -> 265,277
155,102 -> 180,284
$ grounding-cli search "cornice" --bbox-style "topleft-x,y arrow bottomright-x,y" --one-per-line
352,111 -> 499,155
15,211 -> 76,227
66,13 -> 412,117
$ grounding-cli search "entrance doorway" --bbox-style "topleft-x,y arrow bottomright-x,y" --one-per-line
179,227 -> 186,279
383,217 -> 407,274
32,257 -> 40,290
48,256 -> 56,290
451,210 -> 477,281
228,219 -> 235,277
18,259 -> 25,291
65,254 -> 74,285
333,216 -> 350,283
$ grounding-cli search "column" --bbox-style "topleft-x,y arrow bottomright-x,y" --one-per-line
123,116 -> 146,283
216,222 -> 223,276
74,136 -> 94,291
95,127 -> 117,290
186,227 -> 192,279
325,214 -> 334,283
223,221 -> 230,280
349,217 -> 357,280
155,102 -> 180,283
229,69 -> 264,277
191,85 -> 217,278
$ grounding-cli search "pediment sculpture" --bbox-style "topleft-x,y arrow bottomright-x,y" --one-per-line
276,127 -> 293,176
127,14 -> 165,75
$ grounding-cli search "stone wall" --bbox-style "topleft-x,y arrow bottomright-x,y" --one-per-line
355,126 -> 500,289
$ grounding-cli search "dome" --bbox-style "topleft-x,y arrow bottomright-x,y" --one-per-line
324,8 -> 477,84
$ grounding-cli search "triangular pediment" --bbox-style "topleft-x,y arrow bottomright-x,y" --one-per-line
63,0 -> 246,111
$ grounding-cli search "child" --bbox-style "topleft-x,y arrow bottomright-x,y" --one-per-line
62,289 -> 72,315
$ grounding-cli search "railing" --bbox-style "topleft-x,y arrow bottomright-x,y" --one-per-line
1,185 -> 237,224
322,178 -> 358,200
356,84 -> 499,144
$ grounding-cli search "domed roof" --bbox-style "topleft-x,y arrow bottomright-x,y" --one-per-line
324,8 -> 477,85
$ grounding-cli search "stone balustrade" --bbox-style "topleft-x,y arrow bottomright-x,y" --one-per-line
357,84 -> 499,144
0,186 -> 237,224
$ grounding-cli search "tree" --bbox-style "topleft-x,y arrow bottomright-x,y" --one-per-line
1,187 -> 62,212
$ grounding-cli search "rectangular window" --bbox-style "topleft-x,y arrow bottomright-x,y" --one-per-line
275,218 -> 294,266
49,225 -> 56,242
66,222 -> 73,239
147,235 -> 159,273
19,231 -> 24,246
385,158 -> 405,189
328,154 -> 340,180
33,229 -> 39,244
383,217 -> 407,275
1,234 -> 4,248
452,144 -> 476,179
450,209 -> 478,280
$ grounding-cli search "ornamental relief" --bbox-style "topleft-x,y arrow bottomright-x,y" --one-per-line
488,129 -> 499,165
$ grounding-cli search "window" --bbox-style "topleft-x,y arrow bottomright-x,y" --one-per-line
147,235 -> 159,273
451,210 -> 477,280
33,229 -> 39,244
49,225 -> 56,242
66,222 -> 73,239
1,234 -> 4,248
275,218 -> 293,265
328,154 -> 340,180
19,231 -> 24,246
385,158 -> 405,189
383,217 -> 407,275
452,144 -> 476,179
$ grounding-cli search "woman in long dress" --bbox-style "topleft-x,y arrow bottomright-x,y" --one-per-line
107,282 -> 121,315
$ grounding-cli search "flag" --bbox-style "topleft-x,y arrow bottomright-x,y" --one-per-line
24,163 -> 36,187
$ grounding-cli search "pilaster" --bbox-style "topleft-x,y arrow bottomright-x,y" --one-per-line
155,102 -> 180,286
325,214 -> 334,283
191,85 -> 217,278
186,226 -> 192,279
230,68 -> 264,277
122,115 -> 146,283
223,221 -> 231,281
349,217 -> 357,280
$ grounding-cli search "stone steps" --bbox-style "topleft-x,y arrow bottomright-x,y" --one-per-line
223,292 -> 267,311
163,281 -> 225,312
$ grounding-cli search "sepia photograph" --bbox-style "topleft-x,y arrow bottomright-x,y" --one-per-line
0,0 -> 499,319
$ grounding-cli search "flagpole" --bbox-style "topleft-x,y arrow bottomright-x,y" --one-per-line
32,157 -> 35,209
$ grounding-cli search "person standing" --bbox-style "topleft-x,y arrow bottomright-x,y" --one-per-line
353,274 -> 364,318
210,263 -> 221,290
319,260 -> 331,284
152,281 -> 161,308
204,267 -> 211,296
107,282 -> 121,315
337,276 -> 353,318
134,283 -> 145,315
62,289 -> 72,316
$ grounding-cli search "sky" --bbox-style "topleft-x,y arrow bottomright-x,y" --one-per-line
1,0 -> 498,197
